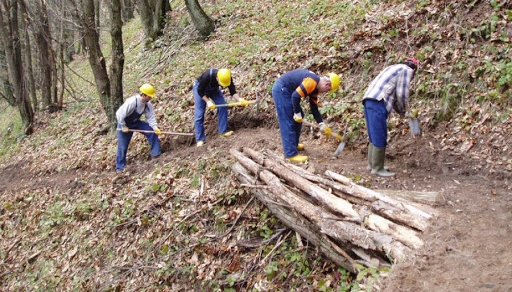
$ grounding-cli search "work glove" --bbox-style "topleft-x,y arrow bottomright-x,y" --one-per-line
239,98 -> 249,107
293,112 -> 303,123
154,127 -> 162,136
207,100 -> 216,110
319,122 -> 332,136
121,126 -> 129,133
405,109 -> 419,119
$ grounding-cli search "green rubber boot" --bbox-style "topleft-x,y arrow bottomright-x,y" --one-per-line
371,146 -> 395,177
367,143 -> 389,171
367,143 -> 374,171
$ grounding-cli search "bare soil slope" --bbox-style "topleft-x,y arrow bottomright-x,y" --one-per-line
1,110 -> 511,291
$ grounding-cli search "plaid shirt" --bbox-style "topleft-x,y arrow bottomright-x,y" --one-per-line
362,64 -> 414,115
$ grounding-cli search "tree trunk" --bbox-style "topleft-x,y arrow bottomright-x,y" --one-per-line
232,162 -> 357,273
243,147 -> 360,219
94,0 -> 100,30
81,0 -> 112,123
184,0 -> 214,38
138,0 -> 170,41
34,0 -> 52,109
230,148 -> 412,263
121,0 -> 134,23
0,0 -> 34,134
230,148 -> 439,266
264,151 -> 432,232
51,46 -> 59,108
57,0 -> 65,109
0,46 -> 16,106
109,0 -> 124,128
19,1 -> 37,111
243,148 -> 424,248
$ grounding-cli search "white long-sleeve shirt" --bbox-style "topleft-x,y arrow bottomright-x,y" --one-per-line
116,94 -> 158,128
362,64 -> 414,115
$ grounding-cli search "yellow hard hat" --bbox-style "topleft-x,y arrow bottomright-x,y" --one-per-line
217,69 -> 231,87
140,84 -> 156,97
328,73 -> 340,92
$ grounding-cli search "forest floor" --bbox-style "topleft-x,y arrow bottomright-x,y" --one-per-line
1,110 -> 511,291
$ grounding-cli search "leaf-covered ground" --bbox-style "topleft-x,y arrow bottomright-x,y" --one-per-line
1,0 -> 512,291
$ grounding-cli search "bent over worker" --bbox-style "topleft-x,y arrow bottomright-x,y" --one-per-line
193,68 -> 249,147
272,69 -> 340,163
115,84 -> 161,173
362,58 -> 418,177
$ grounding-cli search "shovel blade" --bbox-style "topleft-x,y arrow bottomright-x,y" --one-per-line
334,141 -> 346,155
409,118 -> 421,136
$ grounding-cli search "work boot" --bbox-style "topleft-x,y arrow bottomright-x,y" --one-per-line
220,131 -> 234,137
287,154 -> 308,163
367,143 -> 374,171
297,143 -> 305,151
367,143 -> 389,171
371,146 -> 394,177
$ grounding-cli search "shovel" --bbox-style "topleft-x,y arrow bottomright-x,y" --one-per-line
117,128 -> 194,136
406,110 -> 421,136
334,126 -> 348,155
303,121 -> 346,154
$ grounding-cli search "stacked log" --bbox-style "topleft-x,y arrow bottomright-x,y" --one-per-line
230,147 -> 436,272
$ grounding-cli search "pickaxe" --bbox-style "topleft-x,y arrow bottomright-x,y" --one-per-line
117,128 -> 194,136
214,100 -> 256,108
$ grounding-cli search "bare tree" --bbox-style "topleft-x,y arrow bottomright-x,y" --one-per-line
121,0 -> 134,23
79,0 -> 124,128
137,0 -> 171,41
0,0 -> 34,134
33,0 -> 54,109
185,0 -> 214,38
110,0 -> 124,118
0,44 -> 16,106
20,1 -> 37,110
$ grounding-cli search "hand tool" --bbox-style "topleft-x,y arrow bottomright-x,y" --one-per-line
303,121 -> 346,154
334,125 -> 348,155
117,129 -> 194,136
214,100 -> 256,108
406,110 -> 421,136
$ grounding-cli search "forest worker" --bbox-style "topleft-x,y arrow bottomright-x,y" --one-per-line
363,57 -> 419,177
193,68 -> 249,147
271,69 -> 340,163
115,84 -> 162,173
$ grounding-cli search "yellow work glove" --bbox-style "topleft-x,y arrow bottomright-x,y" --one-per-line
121,126 -> 129,133
319,123 -> 332,136
154,127 -> 162,136
207,100 -> 216,110
239,98 -> 249,107
293,113 -> 303,123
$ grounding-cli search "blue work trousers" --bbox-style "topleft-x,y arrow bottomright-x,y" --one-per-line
272,80 -> 303,158
363,99 -> 389,148
193,82 -> 228,142
116,121 -> 161,171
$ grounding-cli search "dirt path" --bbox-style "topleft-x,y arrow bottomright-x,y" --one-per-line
1,121 -> 511,291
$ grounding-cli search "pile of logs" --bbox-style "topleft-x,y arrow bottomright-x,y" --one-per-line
230,147 -> 437,273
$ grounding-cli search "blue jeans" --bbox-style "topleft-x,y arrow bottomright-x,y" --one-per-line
272,80 -> 303,158
116,121 -> 161,171
193,82 -> 228,142
364,99 -> 389,148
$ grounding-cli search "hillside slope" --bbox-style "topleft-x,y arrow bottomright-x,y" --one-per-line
1,0 -> 511,291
